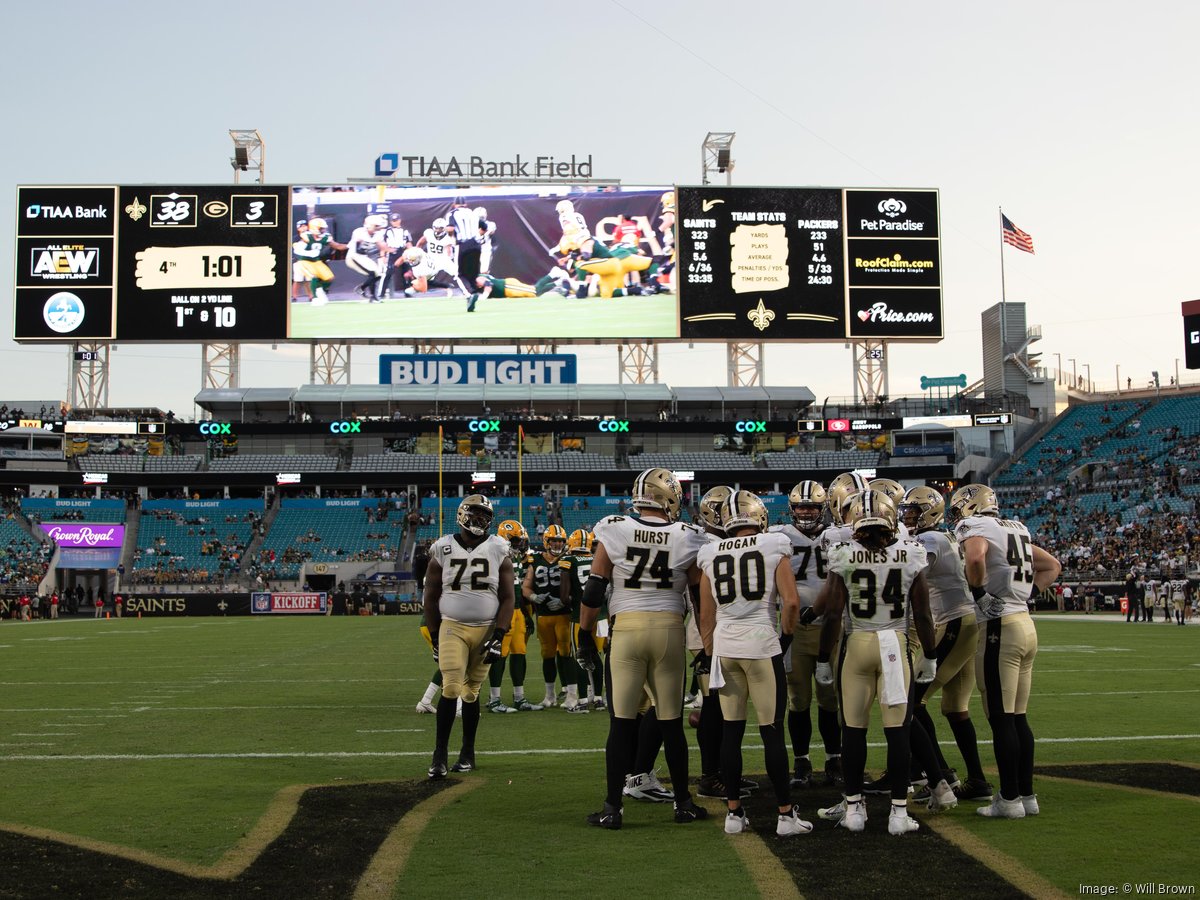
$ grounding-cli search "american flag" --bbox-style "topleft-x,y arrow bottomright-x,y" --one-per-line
1002,214 -> 1035,254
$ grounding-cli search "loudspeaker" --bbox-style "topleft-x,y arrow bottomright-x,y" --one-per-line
716,148 -> 730,172
233,146 -> 250,170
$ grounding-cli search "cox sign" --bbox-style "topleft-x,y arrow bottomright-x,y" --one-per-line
597,420 -> 630,432
329,421 -> 363,433
468,419 -> 500,432
199,422 -> 232,435
734,420 -> 766,433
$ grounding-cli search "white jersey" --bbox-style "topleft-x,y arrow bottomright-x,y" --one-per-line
821,522 -> 909,553
559,211 -> 591,246
953,515 -> 1035,620
1170,579 -> 1189,603
431,533 -> 510,626
348,227 -> 385,263
422,229 -> 458,274
769,523 -> 826,610
384,225 -> 412,250
827,537 -> 928,634
593,514 -> 705,616
915,529 -> 974,626
697,531 -> 791,659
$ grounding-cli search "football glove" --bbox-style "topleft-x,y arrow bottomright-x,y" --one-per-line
779,632 -> 794,656
481,628 -> 505,665
575,629 -> 599,672
971,585 -> 1006,618
525,615 -> 535,637
914,655 -> 937,684
691,651 -> 711,676
798,606 -> 818,627
431,639 -> 440,663
815,661 -> 834,686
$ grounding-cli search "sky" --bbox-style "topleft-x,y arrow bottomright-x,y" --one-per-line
3,0 -> 1197,416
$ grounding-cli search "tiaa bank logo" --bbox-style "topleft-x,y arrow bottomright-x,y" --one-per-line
42,292 -> 86,333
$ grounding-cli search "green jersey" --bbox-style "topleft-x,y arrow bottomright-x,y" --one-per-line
559,552 -> 606,622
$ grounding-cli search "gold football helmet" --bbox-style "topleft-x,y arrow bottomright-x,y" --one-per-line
722,490 -> 768,534
631,467 -> 683,522
949,483 -> 999,522
899,486 -> 945,532
496,519 -> 529,561
567,528 -> 594,554
542,523 -> 568,557
456,494 -> 494,537
844,489 -> 898,536
869,478 -> 905,507
698,485 -> 734,533
827,472 -> 870,527
788,481 -> 827,534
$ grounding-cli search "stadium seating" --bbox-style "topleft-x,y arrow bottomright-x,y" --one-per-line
629,452 -> 759,470
133,509 -> 255,585
76,455 -> 203,473
254,503 -> 405,582
761,450 -> 882,470
0,517 -> 51,594
209,455 -> 338,473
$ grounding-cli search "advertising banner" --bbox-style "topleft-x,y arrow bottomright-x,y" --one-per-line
124,593 -> 251,616
379,353 -> 578,385
251,592 -> 328,614
39,523 -> 125,548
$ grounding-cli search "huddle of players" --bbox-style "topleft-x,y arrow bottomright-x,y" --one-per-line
418,468 -> 1060,836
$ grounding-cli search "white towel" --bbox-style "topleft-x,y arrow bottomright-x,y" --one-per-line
597,618 -> 610,639
876,631 -> 907,706
709,655 -> 725,690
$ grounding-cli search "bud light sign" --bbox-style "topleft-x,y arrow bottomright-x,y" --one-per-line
40,523 -> 125,548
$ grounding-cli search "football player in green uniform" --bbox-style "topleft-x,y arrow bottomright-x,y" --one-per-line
486,520 -> 542,712
561,529 -> 606,710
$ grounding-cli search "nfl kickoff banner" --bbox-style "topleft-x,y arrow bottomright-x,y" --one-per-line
379,353 -> 577,385
252,592 -> 328,614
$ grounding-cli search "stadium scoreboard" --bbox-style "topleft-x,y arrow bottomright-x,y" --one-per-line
15,185 -> 289,341
676,186 -> 942,341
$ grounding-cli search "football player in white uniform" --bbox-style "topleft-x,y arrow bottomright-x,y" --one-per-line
418,218 -> 463,292
900,486 -> 993,804
812,491 -> 938,836
698,491 -> 813,837
577,468 -> 709,829
952,484 -> 1061,819
771,481 -> 843,788
345,214 -> 390,301
422,495 -> 516,778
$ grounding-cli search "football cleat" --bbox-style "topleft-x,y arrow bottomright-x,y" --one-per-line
486,699 -> 517,714
511,698 -> 543,712
955,777 -> 995,802
838,800 -> 867,833
927,779 -> 959,811
673,799 -> 709,823
428,757 -> 448,780
697,775 -> 750,800
450,754 -> 475,773
791,756 -> 813,788
740,777 -> 759,792
1020,794 -> 1040,816
863,770 -> 892,795
586,802 -> 623,830
466,293 -> 478,312
725,809 -> 751,835
591,697 -> 607,711
564,702 -> 590,714
977,796 -> 1026,819
776,807 -> 814,836
888,806 -> 921,835
541,694 -> 557,709
824,756 -> 844,787
624,770 -> 674,803
415,700 -> 437,714
817,800 -> 846,821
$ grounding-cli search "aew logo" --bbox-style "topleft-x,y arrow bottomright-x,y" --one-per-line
30,245 -> 99,281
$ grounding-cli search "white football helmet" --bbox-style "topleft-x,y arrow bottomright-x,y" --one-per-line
555,199 -> 574,215
473,206 -> 487,220
432,217 -> 448,238
365,214 -> 387,230
456,494 -> 494,537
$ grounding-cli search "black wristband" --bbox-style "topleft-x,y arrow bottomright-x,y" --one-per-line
817,651 -> 830,664
491,627 -> 506,642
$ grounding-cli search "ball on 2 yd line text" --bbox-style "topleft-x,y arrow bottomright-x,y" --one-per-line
688,710 -> 701,728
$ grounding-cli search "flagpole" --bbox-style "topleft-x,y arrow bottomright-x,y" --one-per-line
438,425 -> 444,535
999,207 -> 1008,380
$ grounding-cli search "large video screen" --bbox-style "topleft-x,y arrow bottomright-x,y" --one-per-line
676,186 -> 942,341
287,184 -> 676,340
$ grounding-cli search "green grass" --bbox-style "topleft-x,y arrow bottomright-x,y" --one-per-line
288,291 -> 677,339
0,614 -> 1196,897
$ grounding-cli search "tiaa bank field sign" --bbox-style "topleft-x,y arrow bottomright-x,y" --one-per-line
380,354 -> 577,386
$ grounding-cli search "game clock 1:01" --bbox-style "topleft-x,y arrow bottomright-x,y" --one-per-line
114,185 -> 290,341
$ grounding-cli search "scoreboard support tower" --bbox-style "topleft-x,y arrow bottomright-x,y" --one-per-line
68,342 -> 110,410
852,339 -> 889,404
311,343 -> 352,385
202,343 -> 241,390
618,342 -> 658,383
727,342 -> 764,387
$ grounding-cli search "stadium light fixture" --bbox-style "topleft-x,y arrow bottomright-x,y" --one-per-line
228,129 -> 265,184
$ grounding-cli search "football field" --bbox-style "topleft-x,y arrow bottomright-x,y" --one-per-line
0,615 -> 1196,898
287,292 -> 678,340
